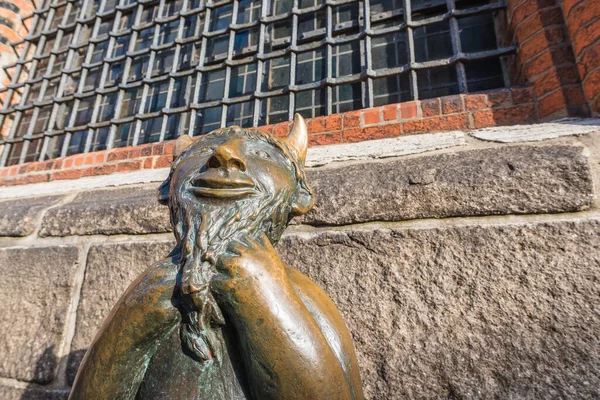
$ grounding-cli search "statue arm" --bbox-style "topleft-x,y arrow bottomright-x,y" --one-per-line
213,236 -> 356,400
69,264 -> 180,400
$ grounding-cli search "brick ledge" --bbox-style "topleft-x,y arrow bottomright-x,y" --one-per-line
0,87 -> 537,187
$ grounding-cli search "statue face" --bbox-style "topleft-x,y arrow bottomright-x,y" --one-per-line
170,130 -> 298,209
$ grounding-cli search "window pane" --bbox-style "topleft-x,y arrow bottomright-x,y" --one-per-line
229,63 -> 257,97
194,106 -> 222,135
263,56 -> 290,91
417,65 -> 459,99
226,101 -> 254,127
199,70 -> 226,102
296,49 -> 325,84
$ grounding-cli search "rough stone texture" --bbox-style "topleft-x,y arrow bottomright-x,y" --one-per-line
278,219 -> 600,399
40,185 -> 171,237
0,246 -> 79,384
305,131 -> 465,167
299,145 -> 593,226
471,118 -> 600,142
0,385 -> 68,400
0,196 -> 62,236
67,241 -> 175,383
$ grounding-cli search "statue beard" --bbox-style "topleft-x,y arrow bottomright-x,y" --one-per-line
170,183 -> 292,363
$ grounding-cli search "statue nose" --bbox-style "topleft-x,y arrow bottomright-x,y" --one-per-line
207,141 -> 247,171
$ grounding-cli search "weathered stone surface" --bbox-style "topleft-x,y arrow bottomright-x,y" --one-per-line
306,131 -> 465,167
68,241 -> 175,382
40,185 -> 170,237
0,195 -> 62,236
278,219 -> 600,399
299,145 -> 593,226
0,246 -> 79,383
0,385 -> 68,400
472,118 -> 600,143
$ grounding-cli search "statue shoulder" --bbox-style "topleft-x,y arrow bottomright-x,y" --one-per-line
286,266 -> 365,400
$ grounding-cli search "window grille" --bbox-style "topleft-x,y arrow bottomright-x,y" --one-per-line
0,0 -> 515,166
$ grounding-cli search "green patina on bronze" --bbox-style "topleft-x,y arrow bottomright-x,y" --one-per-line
69,114 -> 364,399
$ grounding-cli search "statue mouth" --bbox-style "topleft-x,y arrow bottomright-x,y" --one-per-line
190,172 -> 256,199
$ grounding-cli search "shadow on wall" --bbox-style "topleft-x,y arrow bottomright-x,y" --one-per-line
19,347 -> 86,400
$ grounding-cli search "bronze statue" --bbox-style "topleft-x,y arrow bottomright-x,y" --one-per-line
69,114 -> 364,399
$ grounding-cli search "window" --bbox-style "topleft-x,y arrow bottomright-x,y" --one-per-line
229,63 -> 257,97
1,0 -> 513,165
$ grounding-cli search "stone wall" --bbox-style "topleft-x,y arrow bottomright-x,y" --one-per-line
1,126 -> 600,399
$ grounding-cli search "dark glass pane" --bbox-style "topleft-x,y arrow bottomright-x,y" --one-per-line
139,116 -> 164,144
459,14 -> 498,53
226,101 -> 254,127
295,89 -> 326,118
296,49 -> 325,84
194,106 -> 222,135
332,41 -> 361,78
417,65 -> 459,99
414,22 -> 453,62
465,58 -> 505,92
229,63 -> 257,97
373,74 -> 411,106
372,32 -> 408,70
199,70 -> 226,102
332,82 -> 362,113
263,56 -> 290,91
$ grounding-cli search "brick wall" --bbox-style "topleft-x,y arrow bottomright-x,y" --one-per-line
560,0 -> 600,115
0,87 -> 538,187
507,0 -> 590,119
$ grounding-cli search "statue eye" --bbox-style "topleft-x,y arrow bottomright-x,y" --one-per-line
255,150 -> 271,159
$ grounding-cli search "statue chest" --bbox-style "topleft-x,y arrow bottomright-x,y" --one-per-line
136,324 -> 250,400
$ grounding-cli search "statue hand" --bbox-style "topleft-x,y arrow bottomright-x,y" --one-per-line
211,233 -> 289,299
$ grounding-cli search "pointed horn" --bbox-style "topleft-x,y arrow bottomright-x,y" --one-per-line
283,113 -> 308,165
173,135 -> 194,159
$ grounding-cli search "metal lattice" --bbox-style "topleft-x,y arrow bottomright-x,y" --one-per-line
0,0 -> 515,166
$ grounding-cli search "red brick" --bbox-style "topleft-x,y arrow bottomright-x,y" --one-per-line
63,157 -> 74,169
565,2 -> 600,38
73,154 -> 85,167
511,87 -> 535,104
402,119 -> 425,134
128,147 -> 141,159
522,46 -> 572,79
343,124 -> 402,143
53,159 -> 64,170
538,89 -> 569,117
573,18 -> 600,56
532,66 -> 581,97
515,7 -> 564,45
562,0 -> 585,17
474,104 -> 538,126
81,164 -> 117,177
154,155 -> 173,169
308,117 -> 325,134
343,110 -> 361,128
151,143 -> 165,156
21,173 -> 50,185
143,157 -> 154,169
84,154 -> 95,165
404,114 -> 468,134
465,94 -> 488,111
363,108 -> 380,125
162,140 -> 175,156
592,94 -> 600,114
116,159 -> 143,173
273,121 -> 292,137
421,98 -> 441,117
441,95 -> 464,114
509,0 -> 555,27
107,147 -> 130,162
518,27 -> 568,65
400,101 -> 418,119
0,168 -> 7,178
577,40 -> 600,77
140,144 -> 153,157
308,131 -> 342,146
472,110 -> 496,129
488,89 -> 512,108
256,125 -> 273,134
583,68 -> 600,101
382,104 -> 399,121
50,169 -> 83,181
42,160 -> 55,171
8,166 -> 17,176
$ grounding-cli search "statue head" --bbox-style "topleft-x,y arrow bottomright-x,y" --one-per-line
158,114 -> 314,255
